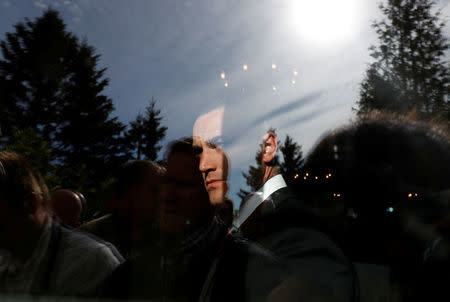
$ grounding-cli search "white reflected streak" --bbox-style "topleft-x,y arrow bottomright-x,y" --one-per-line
193,106 -> 225,141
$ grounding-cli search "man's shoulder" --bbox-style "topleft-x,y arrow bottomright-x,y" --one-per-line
260,227 -> 344,257
48,223 -> 123,296
59,223 -> 123,264
210,235 -> 288,301
224,235 -> 274,258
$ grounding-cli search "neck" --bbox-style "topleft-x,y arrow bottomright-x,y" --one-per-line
263,165 -> 279,185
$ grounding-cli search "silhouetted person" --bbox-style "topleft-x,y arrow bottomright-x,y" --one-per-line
0,151 -> 123,297
80,159 -> 164,258
294,111 -> 450,301
51,189 -> 84,228
237,131 -> 356,302
105,138 -> 287,302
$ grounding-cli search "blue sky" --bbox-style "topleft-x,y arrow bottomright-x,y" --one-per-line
1,0 -> 449,207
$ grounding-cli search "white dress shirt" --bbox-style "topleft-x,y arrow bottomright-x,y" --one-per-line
236,174 -> 287,228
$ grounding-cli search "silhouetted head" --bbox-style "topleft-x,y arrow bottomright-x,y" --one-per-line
294,111 -> 450,264
0,151 -> 50,252
51,189 -> 83,227
109,159 -> 165,223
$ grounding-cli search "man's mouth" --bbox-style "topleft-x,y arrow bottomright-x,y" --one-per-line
206,179 -> 225,189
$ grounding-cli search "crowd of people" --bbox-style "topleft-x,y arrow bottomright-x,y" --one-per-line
0,111 -> 448,301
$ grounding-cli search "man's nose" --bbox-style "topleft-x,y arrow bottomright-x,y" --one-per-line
199,149 -> 216,172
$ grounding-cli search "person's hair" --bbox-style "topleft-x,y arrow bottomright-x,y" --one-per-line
112,160 -> 166,198
165,137 -> 200,159
0,151 -> 50,212
295,111 -> 450,233
300,111 -> 450,197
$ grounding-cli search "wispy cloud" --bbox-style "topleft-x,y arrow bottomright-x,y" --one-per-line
67,2 -> 82,16
2,1 -> 11,7
247,92 -> 323,130
33,1 -> 47,9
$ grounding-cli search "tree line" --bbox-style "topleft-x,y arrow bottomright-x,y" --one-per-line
1,0 -> 448,210
241,0 -> 449,198
0,10 -> 166,218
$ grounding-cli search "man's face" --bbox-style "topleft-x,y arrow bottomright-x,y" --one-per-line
159,152 -> 213,235
193,136 -> 229,205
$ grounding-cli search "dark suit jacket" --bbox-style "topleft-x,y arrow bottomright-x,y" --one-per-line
104,219 -> 287,302
247,186 -> 358,302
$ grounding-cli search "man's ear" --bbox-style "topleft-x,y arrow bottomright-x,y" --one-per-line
262,131 -> 278,164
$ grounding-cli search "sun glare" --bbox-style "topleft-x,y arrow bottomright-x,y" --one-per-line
291,0 -> 359,47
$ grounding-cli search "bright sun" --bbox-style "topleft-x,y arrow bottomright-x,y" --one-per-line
291,0 -> 359,47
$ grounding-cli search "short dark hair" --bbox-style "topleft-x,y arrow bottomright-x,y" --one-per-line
166,137 -> 200,159
296,111 -> 450,220
112,160 -> 165,197
0,151 -> 50,211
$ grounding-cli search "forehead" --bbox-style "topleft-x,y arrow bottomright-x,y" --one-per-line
193,136 -> 224,151
193,136 -> 207,149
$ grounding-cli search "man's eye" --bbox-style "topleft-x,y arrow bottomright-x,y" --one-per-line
208,136 -> 224,149
207,141 -> 217,149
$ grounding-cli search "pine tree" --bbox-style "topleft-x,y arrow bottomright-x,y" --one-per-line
6,128 -> 58,189
127,98 -> 167,160
238,131 -> 304,199
279,134 -> 304,185
238,147 -> 263,199
357,0 -> 449,120
54,39 -> 129,190
0,9 -> 128,215
0,10 -> 78,144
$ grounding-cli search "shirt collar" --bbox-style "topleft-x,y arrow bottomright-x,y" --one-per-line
235,174 -> 287,228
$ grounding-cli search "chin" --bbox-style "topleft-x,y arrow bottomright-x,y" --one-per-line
209,192 -> 226,205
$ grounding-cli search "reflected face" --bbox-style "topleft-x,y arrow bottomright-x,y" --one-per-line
159,152 -> 213,235
193,136 -> 229,205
